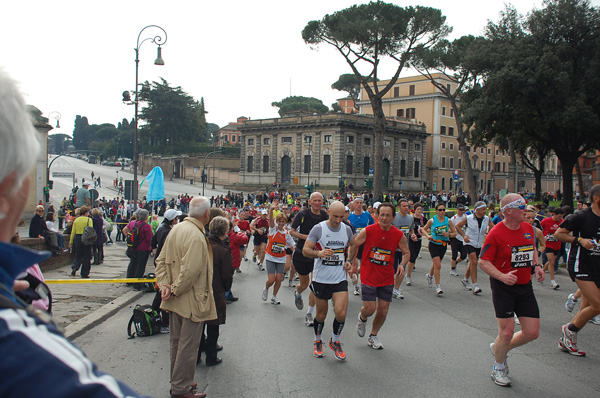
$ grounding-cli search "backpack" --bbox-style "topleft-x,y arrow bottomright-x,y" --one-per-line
127,304 -> 161,338
127,221 -> 142,249
81,217 -> 97,246
139,273 -> 158,293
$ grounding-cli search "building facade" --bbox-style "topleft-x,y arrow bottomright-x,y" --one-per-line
215,116 -> 246,145
239,113 -> 428,191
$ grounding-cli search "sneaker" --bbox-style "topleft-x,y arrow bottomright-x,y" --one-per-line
489,342 -> 509,374
294,291 -> 304,310
252,255 -> 257,263
405,275 -> 412,286
462,278 -> 472,291
367,335 -> 384,350
305,313 -> 314,326
160,326 -> 170,334
258,263 -> 265,271
271,297 -> 280,305
436,286 -> 443,295
473,285 -> 482,295
234,268 -> 242,274
392,288 -> 404,299
551,281 -> 560,290
491,367 -> 511,387
558,324 -> 586,356
450,268 -> 458,276
589,315 -> 600,325
243,256 -> 248,261
262,288 -> 268,301
70,269 -> 76,277
288,280 -> 295,288
565,293 -> 577,313
353,285 -> 361,295
329,339 -> 346,361
313,340 -> 324,358
426,273 -> 433,287
514,314 -> 520,325
356,313 -> 366,337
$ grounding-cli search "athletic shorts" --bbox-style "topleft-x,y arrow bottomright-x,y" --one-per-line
265,259 -> 285,275
310,280 -> 348,301
393,250 -> 404,274
545,248 -> 560,256
568,267 -> 600,288
465,245 -> 481,257
293,250 -> 314,276
253,234 -> 268,246
408,239 -> 422,263
490,277 -> 539,319
450,238 -> 467,261
361,283 -> 393,303
285,248 -> 293,255
428,242 -> 447,260
357,245 -> 364,261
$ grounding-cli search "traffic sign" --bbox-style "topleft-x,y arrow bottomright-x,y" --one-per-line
52,172 -> 75,178
88,189 -> 99,203
369,168 -> 374,176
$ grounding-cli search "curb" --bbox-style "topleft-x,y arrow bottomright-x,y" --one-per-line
63,289 -> 144,340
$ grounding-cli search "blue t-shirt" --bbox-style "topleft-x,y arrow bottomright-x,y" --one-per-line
348,211 -> 374,233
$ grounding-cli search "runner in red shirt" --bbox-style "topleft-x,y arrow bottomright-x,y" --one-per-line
540,208 -> 565,290
479,194 -> 545,387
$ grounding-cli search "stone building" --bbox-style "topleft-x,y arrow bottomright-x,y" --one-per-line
239,113 -> 428,191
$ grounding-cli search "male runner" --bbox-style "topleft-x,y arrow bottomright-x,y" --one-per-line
303,201 -> 354,360
290,192 -> 328,326
449,204 -> 468,276
250,209 -> 269,271
391,199 -> 413,299
540,207 -> 565,290
479,194 -> 544,387
351,203 -> 409,349
348,196 -> 375,295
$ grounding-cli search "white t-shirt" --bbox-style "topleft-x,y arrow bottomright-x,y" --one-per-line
307,221 -> 354,284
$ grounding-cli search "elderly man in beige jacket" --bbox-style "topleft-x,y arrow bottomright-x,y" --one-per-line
156,196 -> 217,398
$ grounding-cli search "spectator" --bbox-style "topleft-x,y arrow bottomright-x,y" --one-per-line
29,205 -> 60,255
91,208 -> 104,265
45,212 -> 65,251
123,209 -> 153,287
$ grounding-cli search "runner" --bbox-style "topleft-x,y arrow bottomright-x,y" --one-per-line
454,201 -> 494,295
351,203 -> 409,349
250,209 -> 269,271
554,183 -> 600,356
236,210 -> 252,264
290,192 -> 329,326
302,201 -> 354,360
262,201 -> 296,305
422,203 -> 457,295
404,203 -> 425,286
540,207 -> 565,290
449,204 -> 468,276
479,193 -> 544,387
391,199 -> 412,299
347,196 -> 375,296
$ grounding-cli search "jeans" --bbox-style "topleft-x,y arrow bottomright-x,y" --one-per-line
71,235 -> 92,277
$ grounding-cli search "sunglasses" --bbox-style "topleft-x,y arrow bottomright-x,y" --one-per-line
437,208 -> 446,211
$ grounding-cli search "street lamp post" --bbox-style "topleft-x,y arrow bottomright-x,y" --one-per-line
123,25 -> 167,204
47,111 -> 61,128
212,133 -> 216,189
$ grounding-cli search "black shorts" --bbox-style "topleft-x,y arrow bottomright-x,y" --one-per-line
285,248 -> 293,255
408,238 -> 422,263
568,266 -> 600,288
465,245 -> 481,257
490,277 -> 539,319
428,242 -> 447,260
253,234 -> 268,246
450,238 -> 467,261
361,283 -> 393,302
293,250 -> 314,276
545,248 -> 560,256
310,280 -> 348,300
357,245 -> 364,261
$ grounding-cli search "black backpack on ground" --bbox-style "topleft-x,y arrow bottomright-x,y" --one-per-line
139,273 -> 158,293
127,304 -> 161,338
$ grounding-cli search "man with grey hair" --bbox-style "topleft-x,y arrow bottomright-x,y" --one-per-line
156,195 -> 216,398
0,70 -> 148,396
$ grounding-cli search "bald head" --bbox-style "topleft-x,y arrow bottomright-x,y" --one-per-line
328,200 -> 346,229
309,191 -> 324,213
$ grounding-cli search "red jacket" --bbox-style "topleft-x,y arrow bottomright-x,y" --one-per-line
228,230 -> 249,269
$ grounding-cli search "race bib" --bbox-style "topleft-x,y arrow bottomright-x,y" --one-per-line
271,242 -> 285,254
322,248 -> 345,266
546,234 -> 557,242
399,226 -> 410,234
511,244 -> 534,268
369,246 -> 393,266
434,225 -> 448,235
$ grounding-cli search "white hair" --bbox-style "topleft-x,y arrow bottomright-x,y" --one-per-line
0,69 -> 40,192
189,196 -> 210,218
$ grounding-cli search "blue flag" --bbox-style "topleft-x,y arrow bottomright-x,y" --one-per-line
145,166 -> 165,201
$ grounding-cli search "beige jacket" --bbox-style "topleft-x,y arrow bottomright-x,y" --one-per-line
155,217 -> 217,323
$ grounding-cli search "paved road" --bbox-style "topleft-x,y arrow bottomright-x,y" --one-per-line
72,241 -> 600,397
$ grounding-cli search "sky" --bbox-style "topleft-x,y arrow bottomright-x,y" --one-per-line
3,0 -> 599,136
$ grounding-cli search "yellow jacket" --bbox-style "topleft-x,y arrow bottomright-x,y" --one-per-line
155,217 -> 217,323
70,216 -> 92,245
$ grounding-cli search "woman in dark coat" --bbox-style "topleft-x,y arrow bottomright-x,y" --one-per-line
91,208 -> 104,265
198,215 -> 234,367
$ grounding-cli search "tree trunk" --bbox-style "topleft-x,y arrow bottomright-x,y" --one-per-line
559,156 -> 577,207
371,96 -> 386,201
452,108 -> 476,200
534,169 -> 542,201
575,159 -> 585,201
508,139 -> 519,193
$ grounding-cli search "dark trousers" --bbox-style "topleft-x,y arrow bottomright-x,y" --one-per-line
72,235 -> 92,277
92,244 -> 103,264
198,324 -> 220,361
127,250 -> 150,280
152,289 -> 170,327
116,228 -> 124,241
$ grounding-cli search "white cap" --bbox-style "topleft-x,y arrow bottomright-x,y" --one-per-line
373,201 -> 382,209
344,206 -> 350,211
164,209 -> 182,221
261,209 -> 268,214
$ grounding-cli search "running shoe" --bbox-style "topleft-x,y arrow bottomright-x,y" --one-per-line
436,286 -> 443,295
234,268 -> 242,274
514,314 -> 520,325
450,268 -> 458,276
565,293 -> 577,313
489,342 -> 509,374
288,280 -> 295,288
426,273 -> 433,287
551,281 -> 560,290
271,297 -> 280,305
243,256 -> 248,261
589,315 -> 600,325
472,285 -> 482,295
252,255 -> 257,263
258,263 -> 265,271
353,285 -> 360,295
558,323 -> 586,356
405,275 -> 412,286
392,288 -> 404,300
305,313 -> 314,327
367,335 -> 384,350
356,313 -> 366,337
462,278 -> 472,291
313,340 -> 324,358
491,367 -> 511,387
329,339 -> 346,361
262,288 -> 268,301
160,326 -> 170,334
294,290 -> 304,310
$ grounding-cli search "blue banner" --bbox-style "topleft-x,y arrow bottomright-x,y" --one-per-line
145,166 -> 165,201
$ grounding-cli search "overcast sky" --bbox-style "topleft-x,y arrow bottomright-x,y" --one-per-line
4,0 -> 598,136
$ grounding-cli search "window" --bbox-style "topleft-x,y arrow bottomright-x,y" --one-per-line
263,137 -> 271,145
448,127 -> 454,136
495,162 -> 500,172
324,135 -> 332,143
441,126 -> 446,135
396,109 -> 404,117
263,155 -> 269,173
323,154 -> 331,174
441,142 -> 446,149
406,108 -> 416,119
502,150 -> 506,156
364,137 -> 371,146
401,159 -> 407,177
503,163 -> 506,172
304,155 -> 311,173
480,148 -> 484,154
282,136 -> 292,144
384,140 -> 391,147
363,157 -> 370,175
247,138 -> 254,146
450,157 -> 454,168
446,83 -> 451,92
441,157 -> 446,168
394,87 -> 399,97
450,108 -> 454,117
487,161 -> 491,172
232,135 -> 236,143
346,155 -> 354,174
414,161 -> 420,177
442,106 -> 446,116
401,142 -> 407,150
480,160 -> 484,170
496,149 -> 499,156
409,85 -> 415,96
415,144 -> 421,151
442,177 -> 446,191
304,136 -> 312,144
247,156 -> 254,173
346,136 -> 355,144
449,143 -> 454,151
450,178 -> 453,190
458,158 -> 462,169
487,148 -> 491,155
